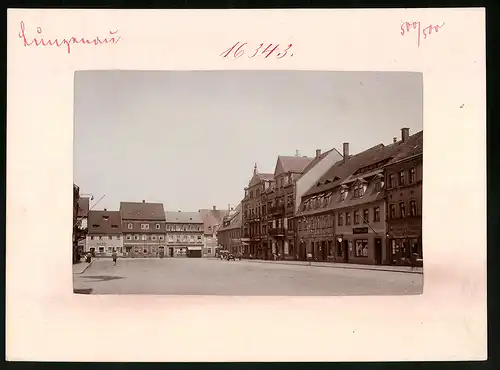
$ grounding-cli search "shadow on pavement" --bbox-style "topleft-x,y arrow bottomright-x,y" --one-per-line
84,275 -> 124,282
73,288 -> 93,294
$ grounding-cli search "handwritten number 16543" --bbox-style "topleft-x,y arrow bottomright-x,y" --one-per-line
220,42 -> 294,59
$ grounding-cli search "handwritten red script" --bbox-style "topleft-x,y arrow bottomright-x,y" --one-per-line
18,21 -> 122,54
400,21 -> 444,47
220,42 -> 294,59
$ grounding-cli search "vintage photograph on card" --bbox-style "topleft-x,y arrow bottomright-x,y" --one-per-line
73,70 -> 423,296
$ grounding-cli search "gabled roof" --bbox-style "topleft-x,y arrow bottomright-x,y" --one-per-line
165,211 -> 203,224
120,201 -> 166,221
297,148 -> 343,180
248,172 -> 274,187
77,197 -> 90,218
88,210 -> 122,234
198,208 -> 229,235
274,155 -> 314,176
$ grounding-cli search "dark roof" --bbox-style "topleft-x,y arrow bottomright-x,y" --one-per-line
218,203 -> 242,231
198,208 -> 229,234
277,156 -> 314,174
303,131 -> 423,198
77,197 -> 90,218
165,211 -> 203,224
88,210 -> 122,234
248,172 -> 274,188
120,201 -> 166,221
386,130 -> 423,165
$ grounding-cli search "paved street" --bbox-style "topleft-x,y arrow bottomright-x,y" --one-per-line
73,258 -> 423,295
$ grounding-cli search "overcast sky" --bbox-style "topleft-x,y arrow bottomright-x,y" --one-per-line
74,70 -> 422,212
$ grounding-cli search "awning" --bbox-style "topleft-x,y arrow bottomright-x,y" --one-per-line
186,246 -> 203,251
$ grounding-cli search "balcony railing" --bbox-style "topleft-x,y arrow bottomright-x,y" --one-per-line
268,227 -> 285,236
270,205 -> 285,215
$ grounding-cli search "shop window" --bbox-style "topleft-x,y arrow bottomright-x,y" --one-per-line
399,202 -> 406,218
134,246 -> 140,253
389,204 -> 396,219
346,212 -> 351,225
353,211 -> 360,224
373,207 -> 380,222
410,200 -> 417,217
99,247 -> 104,253
143,248 -> 148,254
355,240 -> 368,257
107,247 -> 113,253
117,247 -> 122,253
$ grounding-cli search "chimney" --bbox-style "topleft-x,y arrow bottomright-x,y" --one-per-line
401,128 -> 410,143
343,142 -> 349,163
142,200 -> 145,203
315,149 -> 321,159
213,206 -> 216,211
393,137 -> 397,143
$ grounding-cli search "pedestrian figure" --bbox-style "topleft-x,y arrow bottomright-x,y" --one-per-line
307,252 -> 313,266
112,249 -> 118,266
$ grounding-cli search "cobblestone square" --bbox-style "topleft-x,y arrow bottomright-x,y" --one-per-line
74,258 -> 423,295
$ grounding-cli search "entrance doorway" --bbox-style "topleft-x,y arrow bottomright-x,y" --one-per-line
342,240 -> 349,263
374,238 -> 382,265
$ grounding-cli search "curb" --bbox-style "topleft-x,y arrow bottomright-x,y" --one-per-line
246,260 -> 423,274
74,260 -> 93,275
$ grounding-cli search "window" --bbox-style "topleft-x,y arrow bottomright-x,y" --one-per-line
92,224 -> 100,228
346,212 -> 351,225
375,182 -> 382,192
117,235 -> 121,240
399,171 -> 405,186
108,236 -> 113,240
107,247 -> 113,252
363,209 -> 369,224
117,247 -> 122,253
207,248 -> 212,254
111,224 -> 118,229
410,200 -> 417,217
103,216 -> 109,220
141,224 -> 150,230
142,235 -> 147,240
353,184 -> 364,198
399,202 -> 406,218
338,213 -> 344,226
126,235 -> 132,240
128,223 -> 133,229
152,247 -> 157,253
197,235 -> 202,240
134,246 -> 140,252
409,168 -> 416,184
159,235 -> 164,240
355,239 -> 369,257
340,188 -> 347,201
99,247 -> 105,253
373,207 -> 380,222
152,235 -> 157,241
99,236 -> 103,240
156,224 -> 160,229
390,204 -> 396,219
90,236 -> 94,240
388,174 -> 396,188
353,211 -> 360,224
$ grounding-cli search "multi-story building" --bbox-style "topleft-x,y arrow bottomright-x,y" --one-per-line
296,128 -> 421,265
199,206 -> 229,256
120,200 -> 166,257
86,209 -> 124,256
217,203 -> 242,255
384,129 -> 423,266
266,155 -> 314,259
76,196 -> 90,255
241,165 -> 274,259
72,184 -> 80,264
165,211 -> 204,257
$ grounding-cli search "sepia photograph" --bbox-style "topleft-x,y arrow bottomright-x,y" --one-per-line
73,70 -> 424,296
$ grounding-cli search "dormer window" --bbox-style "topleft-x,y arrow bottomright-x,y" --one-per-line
353,182 -> 366,198
340,186 -> 348,201
92,224 -> 99,228
103,216 -> 109,220
128,223 -> 133,229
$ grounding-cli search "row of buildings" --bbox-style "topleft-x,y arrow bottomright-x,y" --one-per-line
217,127 -> 423,266
73,198 -> 229,258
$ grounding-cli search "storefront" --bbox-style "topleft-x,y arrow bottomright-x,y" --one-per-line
387,218 -> 422,266
186,246 -> 202,258
336,227 -> 385,265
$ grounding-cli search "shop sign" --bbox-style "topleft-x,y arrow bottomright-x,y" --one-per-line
352,227 -> 368,234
